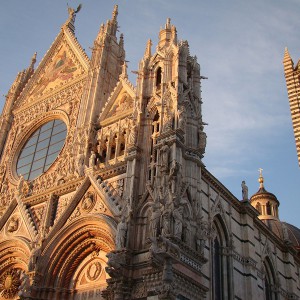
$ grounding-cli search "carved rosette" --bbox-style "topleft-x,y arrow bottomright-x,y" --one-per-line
0,269 -> 22,299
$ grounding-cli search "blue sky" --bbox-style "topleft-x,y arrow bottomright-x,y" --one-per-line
0,1 -> 300,227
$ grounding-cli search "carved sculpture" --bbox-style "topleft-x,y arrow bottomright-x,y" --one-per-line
115,216 -> 127,250
241,180 -> 248,200
76,153 -> 85,177
150,200 -> 161,238
17,174 -> 24,196
128,118 -> 137,147
173,205 -> 184,239
7,217 -> 19,233
160,141 -> 170,171
178,105 -> 186,131
89,151 -> 96,168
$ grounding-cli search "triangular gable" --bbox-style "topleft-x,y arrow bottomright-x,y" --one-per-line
14,26 -> 89,109
0,198 -> 36,241
99,78 -> 136,123
45,174 -> 124,244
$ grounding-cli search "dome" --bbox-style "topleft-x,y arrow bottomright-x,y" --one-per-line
261,219 -> 300,252
282,222 -> 300,250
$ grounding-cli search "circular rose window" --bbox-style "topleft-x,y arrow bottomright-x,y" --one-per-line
16,119 -> 67,180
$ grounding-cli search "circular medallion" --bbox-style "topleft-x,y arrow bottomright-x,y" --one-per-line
86,262 -> 102,281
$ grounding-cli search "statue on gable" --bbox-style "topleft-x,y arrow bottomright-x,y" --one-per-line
66,4 -> 82,25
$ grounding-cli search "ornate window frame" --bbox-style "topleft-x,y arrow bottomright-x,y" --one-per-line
7,110 -> 69,184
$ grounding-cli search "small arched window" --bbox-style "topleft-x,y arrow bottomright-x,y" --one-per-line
266,202 -> 272,215
256,203 -> 262,214
156,67 -> 162,88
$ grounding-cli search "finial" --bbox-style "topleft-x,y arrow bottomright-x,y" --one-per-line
144,39 -> 152,58
166,18 -> 171,29
112,5 -> 118,21
283,46 -> 292,62
121,61 -> 128,79
258,168 -> 264,188
31,52 -> 37,65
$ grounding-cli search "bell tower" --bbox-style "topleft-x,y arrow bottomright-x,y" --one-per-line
283,48 -> 300,167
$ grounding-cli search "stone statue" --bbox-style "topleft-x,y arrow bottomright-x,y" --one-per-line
241,180 -> 248,200
178,106 -> 186,131
160,142 -> 170,170
76,153 -> 85,177
150,200 -> 161,238
195,224 -> 206,255
128,119 -> 137,146
89,151 -> 96,168
17,174 -> 24,195
168,161 -> 181,195
116,216 -> 127,250
173,206 -> 184,239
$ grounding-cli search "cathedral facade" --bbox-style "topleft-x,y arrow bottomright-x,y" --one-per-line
0,6 -> 300,300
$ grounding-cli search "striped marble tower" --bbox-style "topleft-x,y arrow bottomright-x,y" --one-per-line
283,47 -> 300,166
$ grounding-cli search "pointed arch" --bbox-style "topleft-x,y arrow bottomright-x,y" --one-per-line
0,239 -> 31,299
37,215 -> 116,298
211,214 -> 232,300
263,256 -> 278,300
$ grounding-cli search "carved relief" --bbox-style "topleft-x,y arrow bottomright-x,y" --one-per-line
106,92 -> 134,118
109,179 -> 124,197
55,192 -> 75,222
81,192 -> 96,213
31,204 -> 46,230
7,216 -> 20,234
0,268 -> 22,299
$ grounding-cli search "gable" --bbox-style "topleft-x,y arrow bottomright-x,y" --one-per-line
99,78 -> 136,124
14,28 -> 89,109
106,90 -> 134,118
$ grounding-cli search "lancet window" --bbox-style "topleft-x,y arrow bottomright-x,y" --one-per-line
264,258 -> 278,300
211,216 -> 232,300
